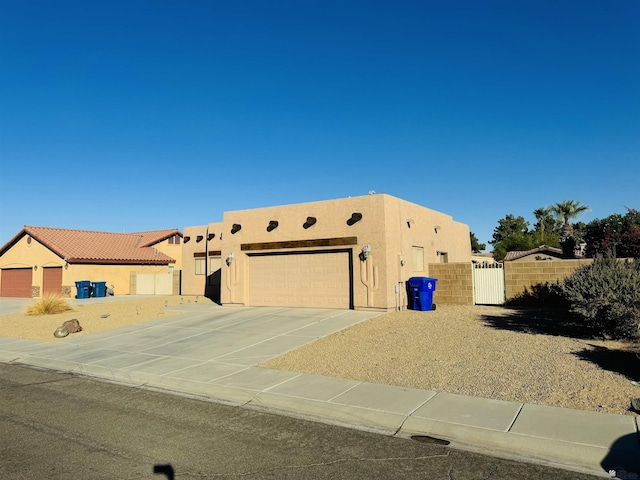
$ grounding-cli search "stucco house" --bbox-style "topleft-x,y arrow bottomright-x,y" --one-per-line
182,194 -> 471,312
0,226 -> 182,298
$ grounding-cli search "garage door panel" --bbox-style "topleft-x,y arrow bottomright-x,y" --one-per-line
43,267 -> 63,295
249,252 -> 350,309
1,268 -> 33,298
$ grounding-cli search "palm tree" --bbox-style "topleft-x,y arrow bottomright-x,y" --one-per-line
550,200 -> 590,239
550,200 -> 589,256
533,207 -> 554,243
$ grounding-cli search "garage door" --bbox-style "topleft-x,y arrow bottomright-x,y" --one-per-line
43,267 -> 63,295
249,251 -> 351,308
1,268 -> 33,297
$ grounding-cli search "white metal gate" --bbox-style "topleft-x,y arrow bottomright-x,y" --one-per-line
473,263 -> 505,305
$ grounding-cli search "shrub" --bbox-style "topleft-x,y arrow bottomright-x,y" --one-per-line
25,294 -> 74,316
561,256 -> 640,339
504,281 -> 568,310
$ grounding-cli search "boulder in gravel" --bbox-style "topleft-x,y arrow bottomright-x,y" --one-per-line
62,319 -> 82,333
53,326 -> 68,338
53,319 -> 82,338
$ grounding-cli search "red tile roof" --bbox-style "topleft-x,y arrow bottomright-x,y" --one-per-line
0,226 -> 180,265
503,245 -> 583,262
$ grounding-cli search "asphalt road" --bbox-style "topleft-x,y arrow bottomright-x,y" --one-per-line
0,364 -> 601,480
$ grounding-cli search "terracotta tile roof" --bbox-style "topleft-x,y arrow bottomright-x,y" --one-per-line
503,245 -> 583,262
1,226 -> 180,265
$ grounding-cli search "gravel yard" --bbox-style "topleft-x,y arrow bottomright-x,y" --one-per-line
261,305 -> 640,416
1,298 -> 638,416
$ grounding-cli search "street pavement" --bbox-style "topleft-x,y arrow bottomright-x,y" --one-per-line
1,363 -> 603,480
0,298 -> 638,478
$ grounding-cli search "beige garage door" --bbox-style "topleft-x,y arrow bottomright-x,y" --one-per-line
249,251 -> 351,309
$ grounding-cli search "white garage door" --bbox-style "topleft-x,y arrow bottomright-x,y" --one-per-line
249,251 -> 351,309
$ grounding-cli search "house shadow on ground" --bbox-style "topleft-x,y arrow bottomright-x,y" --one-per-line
481,309 -> 640,382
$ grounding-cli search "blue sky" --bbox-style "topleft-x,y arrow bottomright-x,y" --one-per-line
1,1 -> 638,250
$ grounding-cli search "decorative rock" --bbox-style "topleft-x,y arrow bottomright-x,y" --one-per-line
53,319 -> 82,338
62,319 -> 82,333
53,327 -> 69,338
631,398 -> 640,413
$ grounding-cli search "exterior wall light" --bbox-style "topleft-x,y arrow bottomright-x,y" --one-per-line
184,236 -> 191,243
207,233 -> 215,241
33,265 -> 38,271
196,235 -> 204,242
231,224 -> 242,234
361,244 -> 371,261
267,220 -> 279,232
226,252 -> 234,266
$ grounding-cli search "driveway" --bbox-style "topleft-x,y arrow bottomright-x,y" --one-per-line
0,304 -> 380,395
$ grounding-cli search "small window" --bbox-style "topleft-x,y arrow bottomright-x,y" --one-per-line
437,251 -> 449,263
412,246 -> 424,271
195,258 -> 206,275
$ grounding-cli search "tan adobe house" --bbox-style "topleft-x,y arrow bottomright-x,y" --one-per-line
503,244 -> 584,262
0,226 -> 182,298
182,194 -> 471,312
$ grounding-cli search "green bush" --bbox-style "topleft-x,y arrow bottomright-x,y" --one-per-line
504,281 -> 568,310
561,257 -> 640,339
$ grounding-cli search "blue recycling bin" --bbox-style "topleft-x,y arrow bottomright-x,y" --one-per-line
408,277 -> 437,311
91,281 -> 107,298
75,280 -> 91,299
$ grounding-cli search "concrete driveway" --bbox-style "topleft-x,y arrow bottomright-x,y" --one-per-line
0,303 -> 380,392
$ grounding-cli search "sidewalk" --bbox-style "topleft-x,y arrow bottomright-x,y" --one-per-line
0,302 -> 638,478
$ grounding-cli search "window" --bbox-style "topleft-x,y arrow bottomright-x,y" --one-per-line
195,258 -> 206,275
168,234 -> 181,245
412,246 -> 424,271
437,251 -> 449,263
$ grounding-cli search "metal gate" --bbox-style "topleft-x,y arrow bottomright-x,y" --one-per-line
473,263 -> 505,305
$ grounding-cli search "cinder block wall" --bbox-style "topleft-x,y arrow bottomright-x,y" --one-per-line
428,263 -> 474,305
503,259 -> 593,299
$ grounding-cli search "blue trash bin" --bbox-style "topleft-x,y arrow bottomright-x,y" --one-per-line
75,280 -> 91,299
91,281 -> 107,298
407,277 -> 437,311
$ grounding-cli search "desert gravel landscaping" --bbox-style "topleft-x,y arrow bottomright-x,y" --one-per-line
1,297 -> 638,416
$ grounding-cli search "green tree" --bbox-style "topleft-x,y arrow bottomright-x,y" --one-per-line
489,215 -> 534,261
531,207 -> 561,247
533,207 -> 561,239
549,200 -> 589,257
470,232 -> 486,254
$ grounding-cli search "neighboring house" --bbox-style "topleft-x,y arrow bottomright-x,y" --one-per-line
0,226 -> 182,298
502,244 -> 584,262
182,193 -> 471,312
472,252 -> 496,264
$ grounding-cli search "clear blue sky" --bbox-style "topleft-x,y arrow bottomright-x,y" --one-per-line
1,1 -> 638,250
